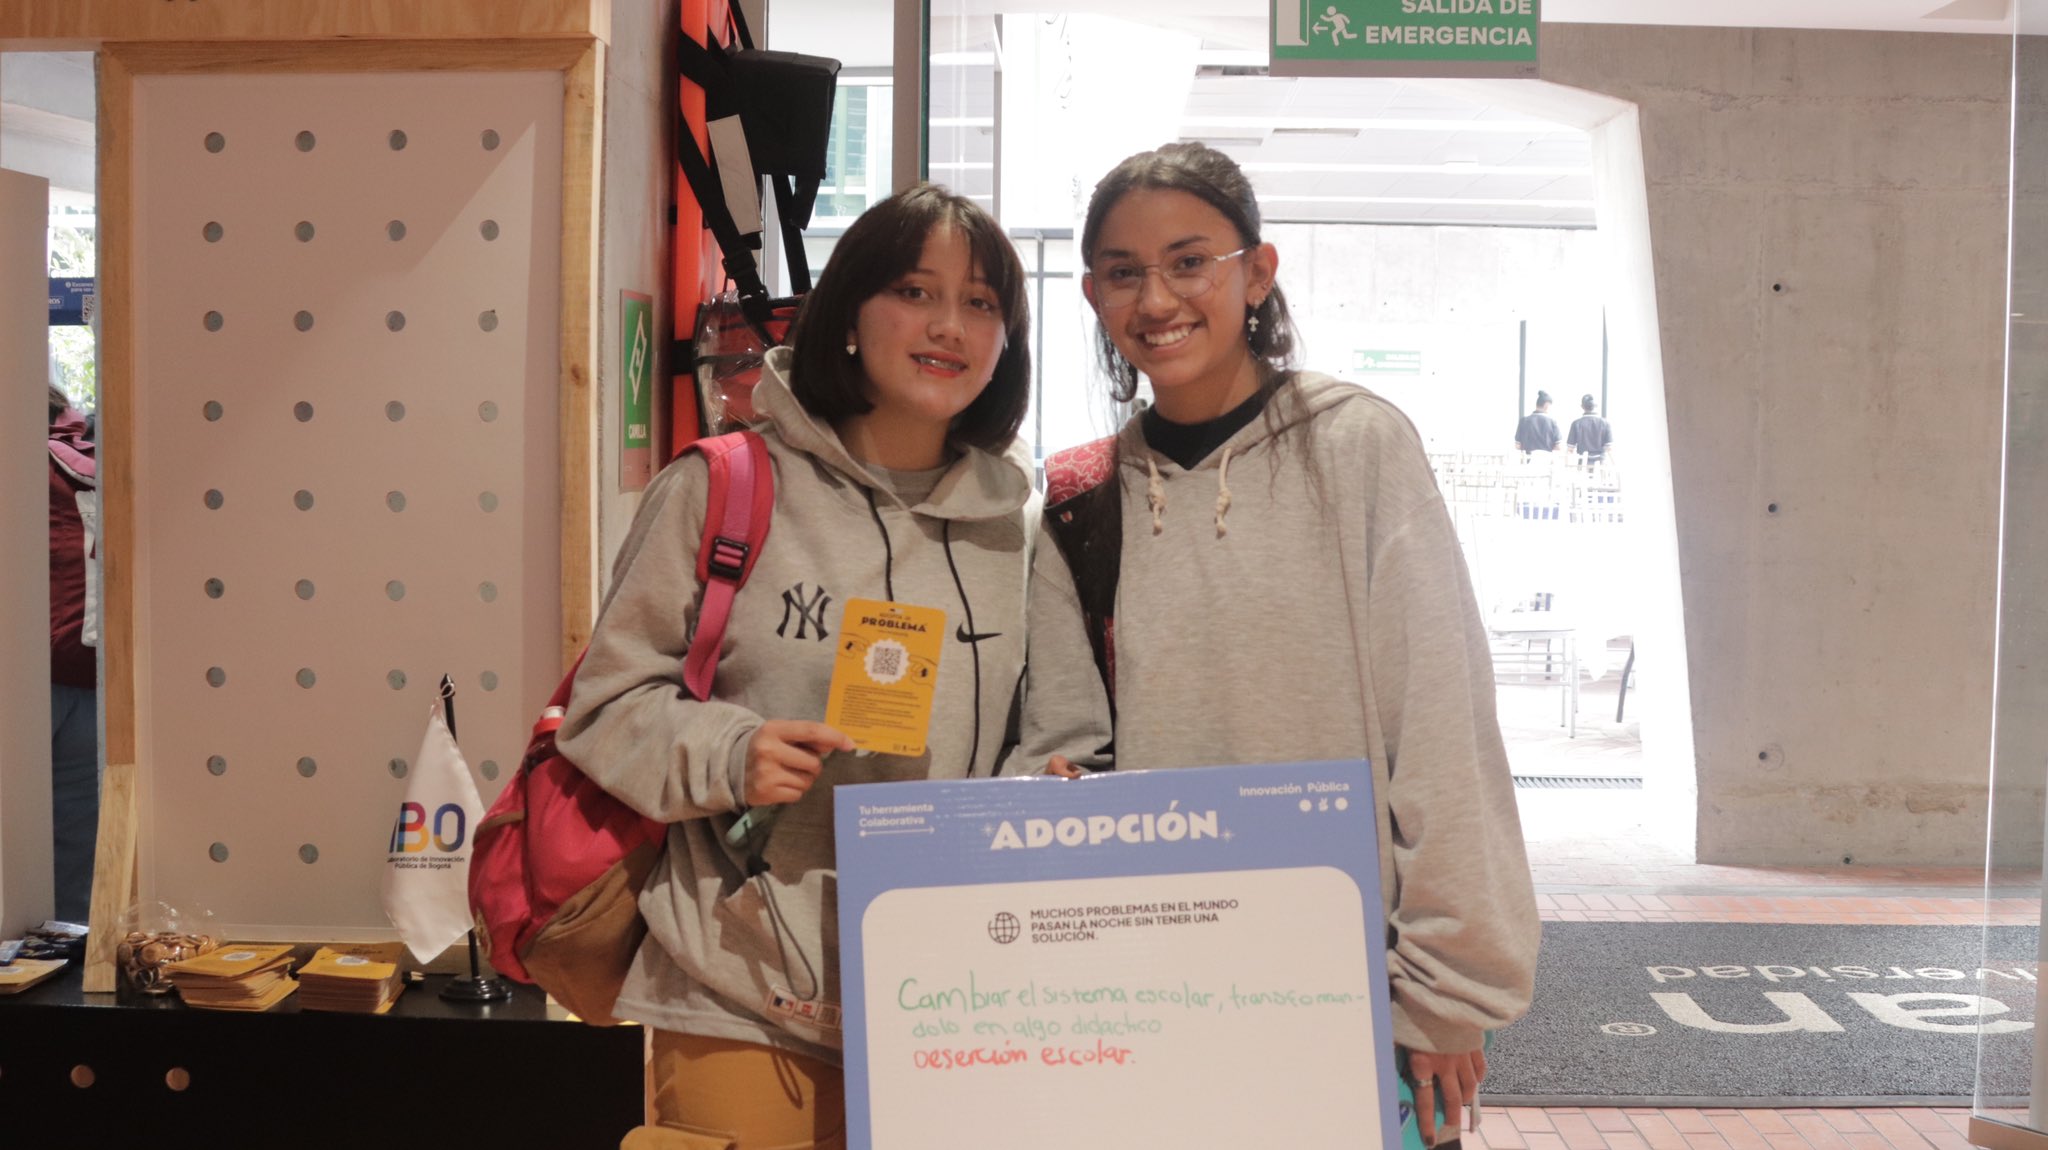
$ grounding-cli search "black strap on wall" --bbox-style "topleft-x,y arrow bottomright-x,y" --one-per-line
677,8 -> 775,339
675,2 -> 835,339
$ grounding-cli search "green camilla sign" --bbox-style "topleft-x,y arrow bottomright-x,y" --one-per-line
1271,0 -> 1540,78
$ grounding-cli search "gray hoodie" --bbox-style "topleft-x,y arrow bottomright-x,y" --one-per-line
556,346 -> 1110,1062
1108,371 -> 1539,1054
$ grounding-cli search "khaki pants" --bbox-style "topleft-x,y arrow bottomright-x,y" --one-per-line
622,1031 -> 846,1150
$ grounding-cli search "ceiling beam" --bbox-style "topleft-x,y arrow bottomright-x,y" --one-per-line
1,0 -> 607,50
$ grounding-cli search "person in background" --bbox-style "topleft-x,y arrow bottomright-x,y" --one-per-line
48,382 -> 98,923
1514,390 -> 1561,454
1567,393 -> 1614,464
557,185 -> 1107,1150
1046,141 -> 1538,1150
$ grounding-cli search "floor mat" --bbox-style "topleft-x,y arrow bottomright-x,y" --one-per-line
1482,921 -> 2037,1106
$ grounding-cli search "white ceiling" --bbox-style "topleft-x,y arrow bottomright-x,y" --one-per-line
924,0 -> 2017,228
0,1 -> 2021,224
935,0 -> 2014,37
1178,73 -> 1596,227
1547,0 -> 2011,34
779,0 -> 2018,72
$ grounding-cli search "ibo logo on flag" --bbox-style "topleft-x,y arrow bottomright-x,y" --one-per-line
382,699 -> 485,960
388,800 -> 469,855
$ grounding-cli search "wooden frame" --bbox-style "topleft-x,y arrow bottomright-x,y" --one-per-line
1,3 -> 606,51
84,37 -> 603,991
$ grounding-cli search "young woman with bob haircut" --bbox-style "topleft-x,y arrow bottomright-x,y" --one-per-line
559,183 -> 1109,1150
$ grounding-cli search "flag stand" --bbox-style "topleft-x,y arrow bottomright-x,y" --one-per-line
440,928 -> 511,1004
435,674 -> 512,1005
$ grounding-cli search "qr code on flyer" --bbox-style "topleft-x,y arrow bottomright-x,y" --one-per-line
864,639 -> 908,685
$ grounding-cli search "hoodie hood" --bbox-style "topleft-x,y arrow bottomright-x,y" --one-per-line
1114,371 -> 1366,536
1115,371 -> 1362,475
756,345 -> 1034,522
48,406 -> 95,484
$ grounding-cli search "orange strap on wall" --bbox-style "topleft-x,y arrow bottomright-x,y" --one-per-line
671,0 -> 734,458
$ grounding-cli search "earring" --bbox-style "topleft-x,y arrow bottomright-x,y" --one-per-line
845,341 -> 858,356
1247,313 -> 1261,333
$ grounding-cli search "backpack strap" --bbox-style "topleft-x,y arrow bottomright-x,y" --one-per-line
1043,436 -> 1121,711
529,430 -> 771,752
681,429 -> 775,701
1045,436 -> 1116,507
528,656 -> 582,748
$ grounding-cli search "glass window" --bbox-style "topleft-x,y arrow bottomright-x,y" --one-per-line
3,52 -> 99,410
1979,16 -> 2048,1146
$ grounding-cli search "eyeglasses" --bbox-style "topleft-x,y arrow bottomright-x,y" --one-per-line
1088,247 -> 1252,309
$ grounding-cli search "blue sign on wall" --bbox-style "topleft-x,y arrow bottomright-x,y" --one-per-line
835,760 -> 1398,1150
49,277 -> 94,326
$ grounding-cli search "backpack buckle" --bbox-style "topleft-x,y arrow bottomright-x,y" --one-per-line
707,535 -> 751,581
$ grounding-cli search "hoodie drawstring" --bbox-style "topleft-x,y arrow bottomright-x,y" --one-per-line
1214,447 -> 1234,537
1145,456 -> 1166,535
863,488 -> 982,780
1144,449 -> 1234,537
863,488 -> 896,601
941,522 -> 982,779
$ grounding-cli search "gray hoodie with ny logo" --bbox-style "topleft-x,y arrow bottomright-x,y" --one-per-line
556,347 -> 1111,1062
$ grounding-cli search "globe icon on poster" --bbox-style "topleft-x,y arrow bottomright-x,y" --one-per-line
987,912 -> 1021,945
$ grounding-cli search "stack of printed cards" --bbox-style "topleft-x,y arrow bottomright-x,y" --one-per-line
166,943 -> 299,1011
0,957 -> 67,994
297,943 -> 406,1014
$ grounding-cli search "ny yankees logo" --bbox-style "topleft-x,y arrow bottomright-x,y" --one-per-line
778,583 -> 834,640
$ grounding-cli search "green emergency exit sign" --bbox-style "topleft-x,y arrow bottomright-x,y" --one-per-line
1271,0 -> 1540,78
1354,348 -> 1422,375
620,290 -> 654,492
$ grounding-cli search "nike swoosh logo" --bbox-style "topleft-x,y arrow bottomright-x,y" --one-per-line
956,626 -> 1003,644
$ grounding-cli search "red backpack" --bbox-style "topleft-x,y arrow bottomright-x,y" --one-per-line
469,430 -> 773,1024
1042,435 -> 1120,714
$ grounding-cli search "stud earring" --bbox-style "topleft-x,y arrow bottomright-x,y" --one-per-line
846,341 -> 858,356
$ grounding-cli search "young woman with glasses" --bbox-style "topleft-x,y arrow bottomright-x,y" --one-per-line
1042,141 -> 1539,1149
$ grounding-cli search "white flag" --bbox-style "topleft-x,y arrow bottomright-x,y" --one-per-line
382,701 -> 484,963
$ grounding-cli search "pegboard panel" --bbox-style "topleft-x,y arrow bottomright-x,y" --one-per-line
129,71 -> 564,937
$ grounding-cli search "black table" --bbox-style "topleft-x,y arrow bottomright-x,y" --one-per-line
0,964 -> 643,1146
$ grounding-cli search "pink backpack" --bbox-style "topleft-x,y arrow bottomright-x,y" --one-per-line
469,430 -> 772,1023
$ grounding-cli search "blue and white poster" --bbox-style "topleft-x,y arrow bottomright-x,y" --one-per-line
835,760 -> 1399,1150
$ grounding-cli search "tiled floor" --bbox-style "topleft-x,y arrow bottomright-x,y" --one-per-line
1496,676 -> 2039,1150
1470,1105 -> 2004,1150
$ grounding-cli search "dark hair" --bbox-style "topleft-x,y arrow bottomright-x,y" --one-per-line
1058,145 -> 1315,653
1581,394 -> 1597,411
1080,141 -> 1301,403
1536,390 -> 1552,407
785,183 -> 1030,450
48,384 -> 69,424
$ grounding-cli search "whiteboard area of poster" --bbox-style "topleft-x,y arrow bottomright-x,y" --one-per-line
837,760 -> 1400,1150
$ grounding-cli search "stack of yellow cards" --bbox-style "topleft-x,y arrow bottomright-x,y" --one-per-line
0,958 -> 67,994
297,943 -> 407,1014
165,943 -> 298,1011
